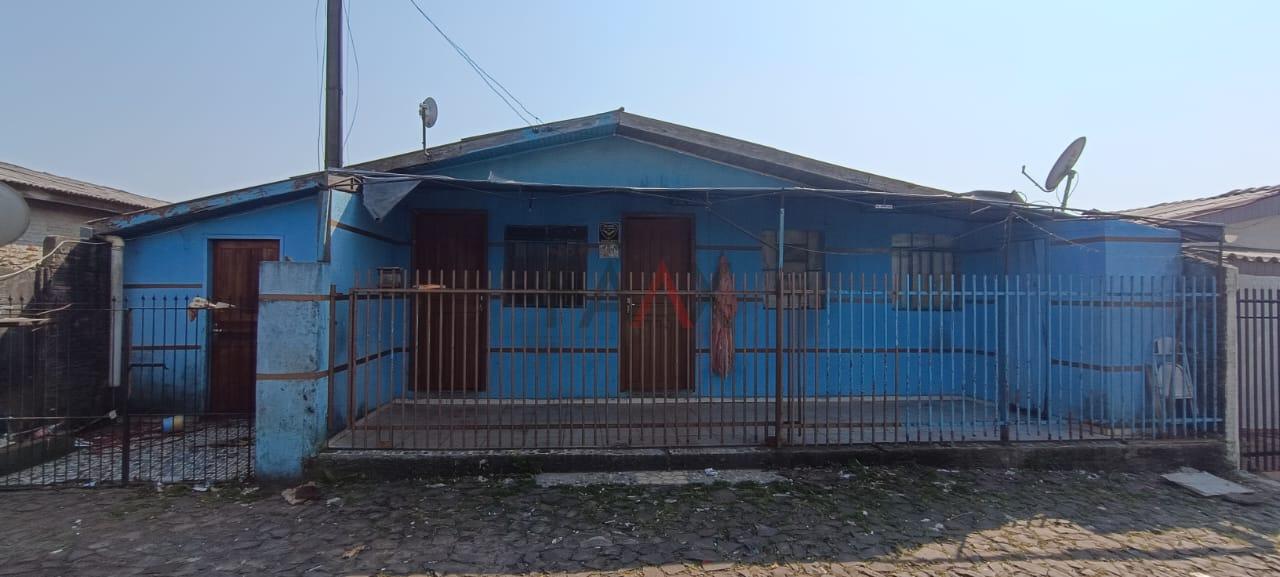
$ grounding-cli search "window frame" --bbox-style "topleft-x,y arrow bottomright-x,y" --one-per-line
891,233 -> 958,310
503,225 -> 589,308
761,229 -> 826,310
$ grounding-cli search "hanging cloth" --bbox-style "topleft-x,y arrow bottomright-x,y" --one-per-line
711,253 -> 737,377
361,178 -> 420,221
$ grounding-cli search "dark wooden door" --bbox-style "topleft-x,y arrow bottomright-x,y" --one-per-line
209,239 -> 279,413
620,216 -> 694,394
413,212 -> 488,393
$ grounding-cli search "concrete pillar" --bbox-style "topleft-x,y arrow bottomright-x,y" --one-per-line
1222,264 -> 1241,470
255,262 -> 331,481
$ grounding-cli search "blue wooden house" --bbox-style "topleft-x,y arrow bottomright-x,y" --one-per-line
91,110 -> 1222,479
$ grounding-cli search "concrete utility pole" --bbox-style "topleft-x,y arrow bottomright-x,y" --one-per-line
324,0 -> 343,168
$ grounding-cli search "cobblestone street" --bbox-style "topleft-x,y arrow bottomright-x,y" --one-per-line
1,466 -> 1277,577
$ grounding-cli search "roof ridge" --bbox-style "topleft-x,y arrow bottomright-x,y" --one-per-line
0,160 -> 166,208
0,160 -> 134,194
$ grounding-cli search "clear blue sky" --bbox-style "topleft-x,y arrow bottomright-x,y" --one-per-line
2,1 -> 1277,211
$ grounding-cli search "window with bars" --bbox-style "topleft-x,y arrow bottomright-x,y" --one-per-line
891,233 -> 957,310
761,229 -> 826,309
504,225 -> 588,307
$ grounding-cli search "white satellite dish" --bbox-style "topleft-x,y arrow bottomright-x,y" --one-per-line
419,97 -> 438,153
419,97 -> 438,128
1022,136 -> 1087,208
0,182 -> 31,246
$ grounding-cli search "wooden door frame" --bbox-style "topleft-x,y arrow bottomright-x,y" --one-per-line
618,213 -> 697,394
408,210 -> 489,394
206,237 -> 282,413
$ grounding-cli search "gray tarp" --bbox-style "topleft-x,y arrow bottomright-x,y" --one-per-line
360,178 -> 420,220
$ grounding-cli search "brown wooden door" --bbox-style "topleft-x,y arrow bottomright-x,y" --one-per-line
620,216 -> 694,394
209,239 -> 279,413
413,212 -> 488,393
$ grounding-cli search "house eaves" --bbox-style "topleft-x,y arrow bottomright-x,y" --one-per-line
91,173 -> 325,237
0,161 -> 166,211
351,109 -> 951,196
94,110 -> 956,236
1124,184 -> 1280,222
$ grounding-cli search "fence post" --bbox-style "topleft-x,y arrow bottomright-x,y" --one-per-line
119,307 -> 132,485
1222,265 -> 1240,469
997,276 -> 1010,442
774,270 -> 784,447
326,284 -> 337,433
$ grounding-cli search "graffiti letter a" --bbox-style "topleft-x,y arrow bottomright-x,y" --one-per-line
630,261 -> 694,329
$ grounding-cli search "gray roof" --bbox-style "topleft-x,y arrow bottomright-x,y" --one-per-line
1124,184 -> 1280,221
1225,249 -> 1280,264
353,109 -> 952,197
0,161 -> 165,210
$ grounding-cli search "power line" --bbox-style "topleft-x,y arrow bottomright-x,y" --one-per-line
405,0 -> 543,125
343,0 -> 361,152
313,0 -> 325,170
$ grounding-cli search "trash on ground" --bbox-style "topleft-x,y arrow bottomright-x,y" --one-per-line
1162,467 -> 1254,497
340,544 -> 366,559
282,482 -> 322,505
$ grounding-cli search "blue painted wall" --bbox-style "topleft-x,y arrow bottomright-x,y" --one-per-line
318,135 -> 1206,431
121,196 -> 321,412
119,134 -> 1208,434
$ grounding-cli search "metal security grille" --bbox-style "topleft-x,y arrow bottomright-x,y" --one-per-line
0,297 -> 253,488
328,271 -> 1222,451
1238,286 -> 1280,472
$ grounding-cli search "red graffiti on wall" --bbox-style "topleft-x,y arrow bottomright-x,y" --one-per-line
630,261 -> 694,329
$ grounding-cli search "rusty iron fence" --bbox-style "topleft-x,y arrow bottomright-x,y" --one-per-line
327,271 -> 1222,451
0,296 -> 253,488
1238,285 -> 1280,472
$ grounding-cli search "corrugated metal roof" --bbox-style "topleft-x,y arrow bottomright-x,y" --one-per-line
0,161 -> 165,209
1124,184 -> 1280,220
1225,249 -> 1280,263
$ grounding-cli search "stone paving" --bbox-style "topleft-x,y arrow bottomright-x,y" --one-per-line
1,466 -> 1278,576
1,417 -> 253,487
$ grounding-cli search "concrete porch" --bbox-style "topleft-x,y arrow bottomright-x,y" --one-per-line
326,396 -> 1114,451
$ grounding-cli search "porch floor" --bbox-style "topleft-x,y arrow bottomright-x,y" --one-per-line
327,397 -> 1108,450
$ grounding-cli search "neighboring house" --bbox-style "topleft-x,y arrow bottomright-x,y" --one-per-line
89,110 -> 1223,479
1129,186 -> 1280,473
0,161 -> 165,274
1126,184 -> 1280,279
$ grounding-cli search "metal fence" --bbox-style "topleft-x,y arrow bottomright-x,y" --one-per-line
0,296 -> 253,487
1238,285 -> 1279,472
328,271 -> 1222,450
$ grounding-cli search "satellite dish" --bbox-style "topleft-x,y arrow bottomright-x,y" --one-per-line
419,97 -> 438,154
1045,137 -> 1086,192
1021,136 -> 1087,208
0,182 -> 31,246
419,97 -> 438,129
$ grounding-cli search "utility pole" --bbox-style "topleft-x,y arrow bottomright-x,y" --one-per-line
324,0 -> 343,169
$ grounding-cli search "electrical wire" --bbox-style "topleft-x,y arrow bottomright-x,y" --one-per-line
313,0 -> 325,171
343,0 -> 360,153
405,0 -> 543,125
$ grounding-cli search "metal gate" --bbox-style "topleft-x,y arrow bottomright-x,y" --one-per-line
1,296 -> 253,488
1238,285 -> 1280,472
328,271 -> 1221,451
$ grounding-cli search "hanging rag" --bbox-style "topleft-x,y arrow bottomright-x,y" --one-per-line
711,253 -> 737,377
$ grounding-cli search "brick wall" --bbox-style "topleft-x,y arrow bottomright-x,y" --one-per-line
0,237 -> 112,427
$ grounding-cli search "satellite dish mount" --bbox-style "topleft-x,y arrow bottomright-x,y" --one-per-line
1021,136 -> 1086,209
419,97 -> 439,155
